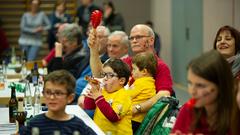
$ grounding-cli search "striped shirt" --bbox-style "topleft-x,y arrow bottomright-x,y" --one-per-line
21,113 -> 97,135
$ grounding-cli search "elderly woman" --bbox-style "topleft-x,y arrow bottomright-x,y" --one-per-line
47,23 -> 89,79
18,0 -> 50,61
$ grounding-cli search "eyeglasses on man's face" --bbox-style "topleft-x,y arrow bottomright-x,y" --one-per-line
42,89 -> 68,98
100,72 -> 118,79
128,35 -> 150,41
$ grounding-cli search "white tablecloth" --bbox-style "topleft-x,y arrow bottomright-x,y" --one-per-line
0,105 -> 105,135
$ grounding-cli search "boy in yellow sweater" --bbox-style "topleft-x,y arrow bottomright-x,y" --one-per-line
83,58 -> 133,135
127,52 -> 157,133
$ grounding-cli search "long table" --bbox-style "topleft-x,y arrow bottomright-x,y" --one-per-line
0,80 -> 44,106
0,105 -> 105,135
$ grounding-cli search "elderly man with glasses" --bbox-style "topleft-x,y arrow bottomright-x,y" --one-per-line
85,24 -> 174,132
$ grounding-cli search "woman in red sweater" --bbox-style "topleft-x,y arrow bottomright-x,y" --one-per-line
171,50 -> 238,135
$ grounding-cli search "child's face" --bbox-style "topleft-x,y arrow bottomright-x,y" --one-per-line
237,82 -> 240,110
102,66 -> 124,93
187,68 -> 218,108
132,64 -> 145,79
43,81 -> 74,112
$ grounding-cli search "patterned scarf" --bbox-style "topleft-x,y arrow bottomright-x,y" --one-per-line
227,53 -> 240,77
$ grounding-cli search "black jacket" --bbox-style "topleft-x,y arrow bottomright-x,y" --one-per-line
47,46 -> 90,79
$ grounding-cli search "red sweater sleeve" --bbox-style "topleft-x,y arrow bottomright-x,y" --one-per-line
95,96 -> 120,122
44,49 -> 55,63
84,96 -> 96,110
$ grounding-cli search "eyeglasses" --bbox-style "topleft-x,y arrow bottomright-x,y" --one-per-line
42,90 -> 68,98
128,35 -> 150,41
100,72 -> 118,79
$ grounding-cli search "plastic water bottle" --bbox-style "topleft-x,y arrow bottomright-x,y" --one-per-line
24,81 -> 32,118
33,86 -> 41,116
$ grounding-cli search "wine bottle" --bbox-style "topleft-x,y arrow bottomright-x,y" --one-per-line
9,86 -> 18,123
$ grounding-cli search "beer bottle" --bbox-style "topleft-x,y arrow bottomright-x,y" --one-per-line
9,86 -> 18,123
16,97 -> 26,133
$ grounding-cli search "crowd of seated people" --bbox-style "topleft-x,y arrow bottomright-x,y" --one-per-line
1,0 -> 239,134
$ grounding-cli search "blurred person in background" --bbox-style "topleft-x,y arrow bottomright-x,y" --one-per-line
18,0 -> 50,61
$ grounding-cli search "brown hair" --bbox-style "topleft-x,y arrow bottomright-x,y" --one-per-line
213,25 -> 240,54
132,52 -> 157,77
188,50 -> 234,135
44,70 -> 76,94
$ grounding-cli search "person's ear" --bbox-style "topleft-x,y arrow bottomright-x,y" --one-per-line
67,93 -> 75,104
119,77 -> 126,85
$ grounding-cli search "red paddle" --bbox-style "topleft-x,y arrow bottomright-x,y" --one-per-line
90,10 -> 103,29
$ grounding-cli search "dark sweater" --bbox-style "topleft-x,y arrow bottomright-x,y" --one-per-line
22,113 -> 97,135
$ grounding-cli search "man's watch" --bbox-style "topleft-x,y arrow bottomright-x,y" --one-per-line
135,104 -> 142,113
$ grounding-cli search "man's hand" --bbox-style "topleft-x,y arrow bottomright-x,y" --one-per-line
55,42 -> 63,57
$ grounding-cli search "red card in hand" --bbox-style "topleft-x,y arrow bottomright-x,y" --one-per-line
90,10 -> 102,29
186,98 -> 196,107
